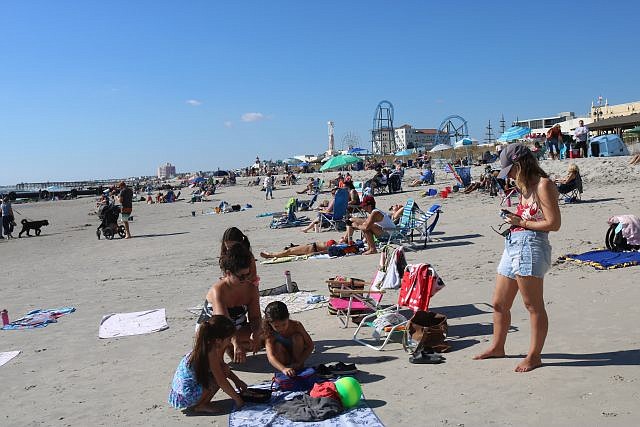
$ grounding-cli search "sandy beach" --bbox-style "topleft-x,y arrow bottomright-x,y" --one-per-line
1,156 -> 639,426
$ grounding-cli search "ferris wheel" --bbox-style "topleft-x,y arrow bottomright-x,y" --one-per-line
341,132 -> 361,150
435,115 -> 469,146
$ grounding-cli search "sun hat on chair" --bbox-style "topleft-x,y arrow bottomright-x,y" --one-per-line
498,143 -> 531,179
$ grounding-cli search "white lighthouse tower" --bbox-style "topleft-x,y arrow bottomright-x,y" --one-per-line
327,121 -> 335,156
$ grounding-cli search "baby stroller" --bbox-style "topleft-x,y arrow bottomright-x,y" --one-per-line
96,204 -> 126,240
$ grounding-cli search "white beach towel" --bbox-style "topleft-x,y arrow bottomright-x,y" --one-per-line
0,351 -> 20,367
98,309 -> 168,339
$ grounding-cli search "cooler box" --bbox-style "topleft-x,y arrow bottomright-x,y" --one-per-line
569,149 -> 581,159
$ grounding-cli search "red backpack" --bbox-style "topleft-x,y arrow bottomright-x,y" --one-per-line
398,264 -> 445,312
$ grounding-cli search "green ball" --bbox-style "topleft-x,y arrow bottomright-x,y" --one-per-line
334,377 -> 362,408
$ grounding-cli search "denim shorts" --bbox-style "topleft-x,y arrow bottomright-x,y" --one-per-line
497,230 -> 552,279
547,138 -> 559,154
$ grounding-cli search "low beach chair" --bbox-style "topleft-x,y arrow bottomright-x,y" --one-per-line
319,188 -> 348,231
327,277 -> 386,328
353,263 -> 444,351
389,200 -> 442,247
270,199 -> 310,229
558,171 -> 583,203
297,192 -> 318,211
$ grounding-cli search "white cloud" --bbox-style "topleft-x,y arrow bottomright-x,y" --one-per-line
224,121 -> 233,128
186,99 -> 202,106
241,112 -> 266,122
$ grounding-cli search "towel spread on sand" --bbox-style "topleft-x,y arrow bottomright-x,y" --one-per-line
0,351 -> 20,367
1,307 -> 76,330
187,292 -> 326,317
229,389 -> 384,427
561,249 -> 640,270
261,255 -> 310,264
259,292 -> 327,314
98,308 -> 168,338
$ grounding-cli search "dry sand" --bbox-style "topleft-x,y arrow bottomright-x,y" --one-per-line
1,156 -> 639,426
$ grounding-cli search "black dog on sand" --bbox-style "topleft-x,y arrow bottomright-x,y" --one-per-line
18,219 -> 49,237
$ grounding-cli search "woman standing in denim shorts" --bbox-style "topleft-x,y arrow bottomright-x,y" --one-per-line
474,143 -> 561,372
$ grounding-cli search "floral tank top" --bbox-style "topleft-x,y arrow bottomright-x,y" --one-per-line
511,197 -> 545,233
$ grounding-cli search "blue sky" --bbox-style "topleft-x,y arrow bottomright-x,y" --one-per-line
1,0 -> 639,184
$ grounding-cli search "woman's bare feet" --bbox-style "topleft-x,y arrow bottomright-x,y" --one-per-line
259,251 -> 273,259
191,402 -> 221,414
472,347 -> 506,360
362,249 -> 377,255
515,355 -> 542,372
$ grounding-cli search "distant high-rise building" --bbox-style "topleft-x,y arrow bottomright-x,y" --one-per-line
157,162 -> 176,179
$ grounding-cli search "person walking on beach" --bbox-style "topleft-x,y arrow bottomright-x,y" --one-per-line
474,143 -> 560,372
1,196 -> 15,239
546,124 -> 562,160
264,172 -> 274,200
573,120 -> 589,158
118,181 -> 133,238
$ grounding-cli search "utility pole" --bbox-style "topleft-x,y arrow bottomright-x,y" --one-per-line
485,120 -> 495,145
500,114 -> 506,134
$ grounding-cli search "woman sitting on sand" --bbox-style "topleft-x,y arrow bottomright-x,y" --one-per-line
260,239 -> 337,259
474,143 -> 560,372
198,239 -> 262,364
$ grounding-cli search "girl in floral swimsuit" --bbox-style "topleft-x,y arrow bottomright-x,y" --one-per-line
474,143 -> 561,372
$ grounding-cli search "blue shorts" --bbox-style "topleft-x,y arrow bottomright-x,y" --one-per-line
547,138 -> 559,154
497,230 -> 552,279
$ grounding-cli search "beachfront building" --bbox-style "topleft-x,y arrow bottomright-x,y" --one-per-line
157,162 -> 176,179
394,125 -> 443,151
591,99 -> 640,122
513,112 -> 576,132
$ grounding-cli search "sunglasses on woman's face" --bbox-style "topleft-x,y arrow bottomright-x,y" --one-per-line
234,270 -> 253,282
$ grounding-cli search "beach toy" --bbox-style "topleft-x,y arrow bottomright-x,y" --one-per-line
427,188 -> 437,197
440,190 -> 448,199
335,377 -> 362,408
452,185 -> 459,193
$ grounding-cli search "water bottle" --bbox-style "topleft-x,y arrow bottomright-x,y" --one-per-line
284,271 -> 293,293
1,309 -> 9,326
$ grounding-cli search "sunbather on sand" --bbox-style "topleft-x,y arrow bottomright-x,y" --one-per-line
301,188 -> 338,233
259,239 -> 337,259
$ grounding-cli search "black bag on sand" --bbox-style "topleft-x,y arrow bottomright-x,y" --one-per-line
606,222 -> 640,252
402,311 -> 451,354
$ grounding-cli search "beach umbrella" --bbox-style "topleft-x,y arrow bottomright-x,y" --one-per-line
624,125 -> 640,134
347,147 -> 369,155
319,154 -> 361,172
189,176 -> 205,183
497,126 -> 531,142
394,149 -> 415,157
298,162 -> 310,167
430,144 -> 454,153
283,157 -> 302,165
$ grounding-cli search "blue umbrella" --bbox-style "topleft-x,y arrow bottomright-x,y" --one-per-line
394,149 -> 415,157
498,126 -> 531,142
298,162 -> 310,167
190,176 -> 205,183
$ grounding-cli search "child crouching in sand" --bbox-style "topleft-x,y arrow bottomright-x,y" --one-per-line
264,301 -> 314,377
169,315 -> 247,413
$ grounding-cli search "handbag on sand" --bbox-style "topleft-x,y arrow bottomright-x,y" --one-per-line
402,311 -> 451,354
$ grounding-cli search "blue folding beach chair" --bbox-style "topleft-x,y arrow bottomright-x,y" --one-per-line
319,188 -> 349,231
389,200 -> 442,248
